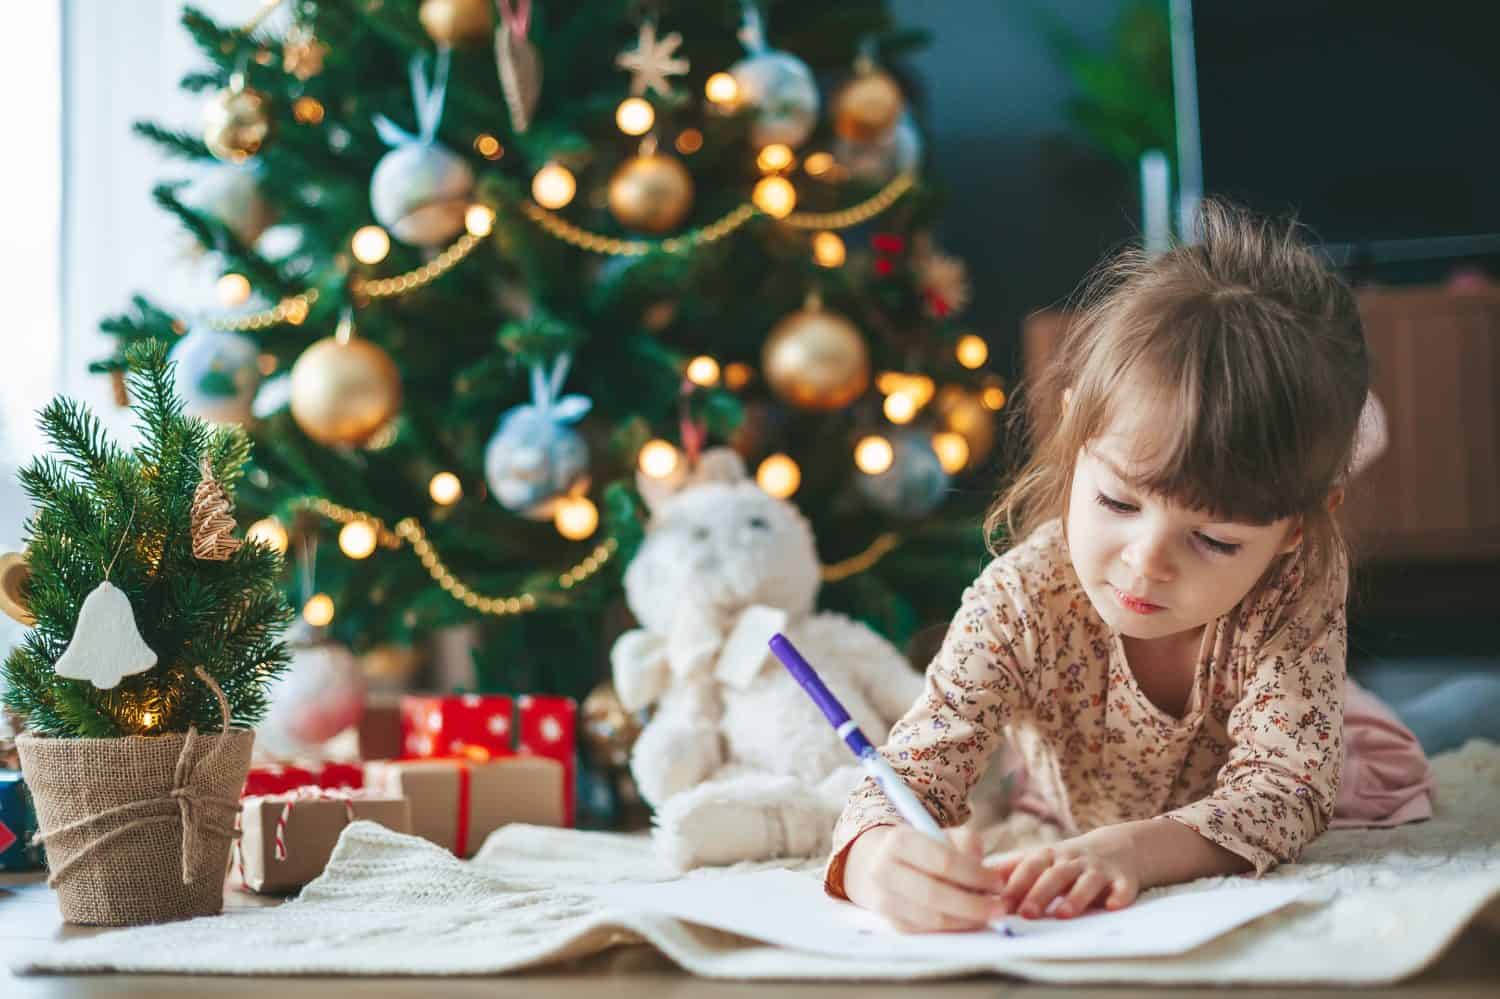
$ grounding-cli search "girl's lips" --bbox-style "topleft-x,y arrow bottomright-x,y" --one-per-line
1112,585 -> 1164,614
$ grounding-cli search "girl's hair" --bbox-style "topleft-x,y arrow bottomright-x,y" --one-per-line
988,199 -> 1369,596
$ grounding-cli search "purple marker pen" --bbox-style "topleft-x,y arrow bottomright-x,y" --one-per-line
768,632 -> 1019,937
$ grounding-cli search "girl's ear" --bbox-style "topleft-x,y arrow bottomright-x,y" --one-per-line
1326,487 -> 1345,513
1278,517 -> 1305,555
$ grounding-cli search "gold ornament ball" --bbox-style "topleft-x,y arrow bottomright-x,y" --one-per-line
935,386 -> 996,466
419,0 -> 492,46
203,85 -> 273,163
290,337 -> 403,447
761,306 -> 870,411
0,552 -> 35,626
833,69 -> 904,143
581,683 -> 642,769
608,153 -> 694,234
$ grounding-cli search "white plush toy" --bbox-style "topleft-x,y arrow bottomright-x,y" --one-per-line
612,448 -> 923,869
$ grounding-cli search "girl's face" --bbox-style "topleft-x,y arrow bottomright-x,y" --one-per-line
1065,420 -> 1302,645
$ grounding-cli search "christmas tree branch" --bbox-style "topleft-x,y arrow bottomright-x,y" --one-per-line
151,183 -> 290,296
132,121 -> 213,161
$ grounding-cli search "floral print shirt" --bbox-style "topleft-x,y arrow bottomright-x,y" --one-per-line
826,519 -> 1347,897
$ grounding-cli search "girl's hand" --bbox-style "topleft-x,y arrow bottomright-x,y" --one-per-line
843,824 -> 1005,933
991,827 -> 1143,919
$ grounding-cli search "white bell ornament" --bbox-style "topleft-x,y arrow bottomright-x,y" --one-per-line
52,581 -> 158,690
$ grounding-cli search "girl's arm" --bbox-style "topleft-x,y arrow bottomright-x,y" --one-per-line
991,556 -> 1348,919
1160,556 -> 1349,876
989,817 -> 1250,919
825,560 -> 1036,898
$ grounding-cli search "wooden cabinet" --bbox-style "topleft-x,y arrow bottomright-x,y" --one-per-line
1021,288 -> 1500,564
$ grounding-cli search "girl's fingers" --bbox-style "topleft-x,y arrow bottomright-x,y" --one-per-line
1104,875 -> 1139,910
948,825 -> 984,860
881,858 -> 996,928
889,828 -> 1000,893
999,848 -> 1055,910
1055,868 -> 1110,918
1017,857 -> 1087,919
888,909 -> 987,934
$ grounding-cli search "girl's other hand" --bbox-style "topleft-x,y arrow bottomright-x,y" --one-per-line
843,824 -> 1006,933
990,828 -> 1142,919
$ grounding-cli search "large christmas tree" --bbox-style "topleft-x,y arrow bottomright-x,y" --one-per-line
94,0 -> 1006,702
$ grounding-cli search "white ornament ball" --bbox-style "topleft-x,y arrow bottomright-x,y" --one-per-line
178,164 -> 275,247
856,430 -> 949,518
484,404 -> 591,519
369,142 -> 476,247
258,634 -> 366,759
168,326 -> 262,425
729,50 -> 820,149
834,112 -> 922,184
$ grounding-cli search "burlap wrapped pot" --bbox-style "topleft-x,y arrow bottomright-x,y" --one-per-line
16,668 -> 254,926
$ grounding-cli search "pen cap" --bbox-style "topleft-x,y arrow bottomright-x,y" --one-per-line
768,633 -> 851,731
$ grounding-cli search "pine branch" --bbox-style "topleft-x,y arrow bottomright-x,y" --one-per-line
132,121 -> 213,161
3,336 -> 291,737
151,184 -> 289,295
35,398 -> 124,486
180,6 -> 247,68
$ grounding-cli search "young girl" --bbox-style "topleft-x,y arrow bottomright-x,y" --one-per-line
829,201 -> 1432,932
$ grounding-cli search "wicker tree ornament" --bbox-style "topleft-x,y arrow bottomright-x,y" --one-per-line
190,457 -> 242,561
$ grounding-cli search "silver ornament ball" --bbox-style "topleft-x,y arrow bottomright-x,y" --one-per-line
729,50 -> 820,150
856,431 -> 950,518
369,142 -> 476,247
169,326 -> 262,425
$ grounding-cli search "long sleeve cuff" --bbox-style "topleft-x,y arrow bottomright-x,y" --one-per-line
823,775 -> 903,899
1162,772 -> 1329,876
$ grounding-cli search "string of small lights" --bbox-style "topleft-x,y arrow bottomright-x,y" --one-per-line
203,172 -> 914,328
275,494 -> 902,616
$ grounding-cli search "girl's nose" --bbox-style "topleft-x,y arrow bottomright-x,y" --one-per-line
1122,532 -> 1174,582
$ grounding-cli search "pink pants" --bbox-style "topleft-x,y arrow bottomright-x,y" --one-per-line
1331,678 -> 1434,828
1006,678 -> 1434,831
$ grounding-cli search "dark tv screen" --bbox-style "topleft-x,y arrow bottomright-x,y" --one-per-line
1179,1 -> 1500,257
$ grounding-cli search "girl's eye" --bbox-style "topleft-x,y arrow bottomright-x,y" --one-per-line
1095,492 -> 1137,514
1196,533 -> 1241,556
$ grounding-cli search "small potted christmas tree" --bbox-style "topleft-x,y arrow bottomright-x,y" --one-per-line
1,340 -> 291,925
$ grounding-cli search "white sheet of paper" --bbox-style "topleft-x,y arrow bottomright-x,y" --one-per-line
593,869 -> 1310,962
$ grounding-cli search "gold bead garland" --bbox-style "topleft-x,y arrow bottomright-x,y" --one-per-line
292,494 -> 901,613
206,289 -> 319,332
520,201 -> 757,257
820,531 -> 901,583
200,172 -> 915,329
289,497 -> 616,617
522,172 -> 915,257
352,231 -> 484,299
781,172 -> 915,230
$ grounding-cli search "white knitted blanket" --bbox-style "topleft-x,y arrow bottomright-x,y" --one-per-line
15,740 -> 1500,984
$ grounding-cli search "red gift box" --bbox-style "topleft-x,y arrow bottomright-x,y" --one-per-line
315,762 -> 364,790
517,694 -> 576,829
243,761 -> 365,798
243,764 -> 316,798
400,693 -> 577,827
401,694 -> 514,760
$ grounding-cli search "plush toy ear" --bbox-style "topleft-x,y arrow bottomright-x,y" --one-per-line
693,447 -> 747,486
635,446 -> 748,517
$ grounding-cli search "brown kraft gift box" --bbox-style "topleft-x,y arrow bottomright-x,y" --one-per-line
238,794 -> 411,893
363,755 -> 565,859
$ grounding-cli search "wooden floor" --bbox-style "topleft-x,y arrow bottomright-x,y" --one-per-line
3,872 -> 1499,997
